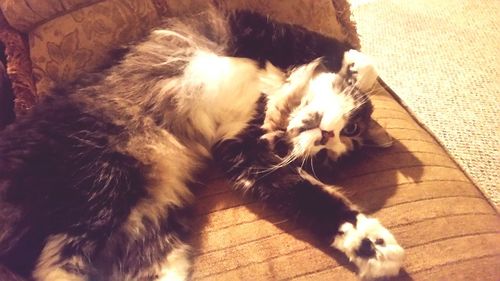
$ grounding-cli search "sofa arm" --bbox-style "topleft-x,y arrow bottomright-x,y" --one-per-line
0,11 -> 37,122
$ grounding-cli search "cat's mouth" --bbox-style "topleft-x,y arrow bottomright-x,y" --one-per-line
316,130 -> 335,146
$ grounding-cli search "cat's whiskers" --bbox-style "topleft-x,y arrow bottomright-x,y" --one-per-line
309,156 -> 319,179
254,147 -> 301,176
257,132 -> 321,178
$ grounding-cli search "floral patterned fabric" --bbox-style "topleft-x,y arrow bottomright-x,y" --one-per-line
0,0 -> 102,32
29,0 -> 162,96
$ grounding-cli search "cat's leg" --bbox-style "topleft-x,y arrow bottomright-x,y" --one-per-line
300,173 -> 404,280
153,242 -> 192,281
214,138 -> 404,279
33,231 -> 192,281
33,234 -> 94,281
32,198 -> 194,281
95,205 -> 194,281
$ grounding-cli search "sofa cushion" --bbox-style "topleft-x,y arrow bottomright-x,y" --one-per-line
0,0 -> 102,32
28,0 -> 162,97
191,82 -> 500,280
26,0 -> 351,97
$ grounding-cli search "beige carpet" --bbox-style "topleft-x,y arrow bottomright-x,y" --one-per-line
350,0 -> 500,206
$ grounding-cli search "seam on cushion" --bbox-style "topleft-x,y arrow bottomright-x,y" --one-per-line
25,0 -> 105,32
391,213 -> 498,231
386,126 -> 433,132
199,199 -> 257,217
22,0 -> 46,21
379,195 -> 488,209
396,139 -> 442,149
381,195 -> 486,210
395,138 -> 439,145
197,205 -> 270,233
375,116 -> 426,123
336,164 -> 461,180
377,77 -> 499,212
360,179 -> 476,197
405,231 -> 500,250
374,107 -> 409,115
410,253 -> 500,275
390,212 -> 497,229
198,213 -> 274,235
197,227 -> 300,257
199,245 -> 335,281
196,230 -> 317,278
280,262 -> 343,281
383,150 -> 450,157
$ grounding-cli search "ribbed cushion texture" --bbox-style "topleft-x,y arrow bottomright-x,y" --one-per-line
0,0 -> 498,280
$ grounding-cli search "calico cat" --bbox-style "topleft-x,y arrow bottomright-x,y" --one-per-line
0,8 -> 404,281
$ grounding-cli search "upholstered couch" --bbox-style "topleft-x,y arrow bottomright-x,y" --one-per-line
0,0 -> 498,280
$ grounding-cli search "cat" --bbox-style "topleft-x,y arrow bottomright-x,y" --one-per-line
0,7 -> 404,281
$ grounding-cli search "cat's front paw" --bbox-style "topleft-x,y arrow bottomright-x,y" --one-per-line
333,214 -> 404,280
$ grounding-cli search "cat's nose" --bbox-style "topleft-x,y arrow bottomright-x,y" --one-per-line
320,130 -> 334,145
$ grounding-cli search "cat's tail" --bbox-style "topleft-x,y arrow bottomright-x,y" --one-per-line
0,263 -> 26,281
0,182 -> 33,279
0,177 -> 32,259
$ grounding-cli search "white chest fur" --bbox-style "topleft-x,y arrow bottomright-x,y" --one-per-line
180,51 -> 265,145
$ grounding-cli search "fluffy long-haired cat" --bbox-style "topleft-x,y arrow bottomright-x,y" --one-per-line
0,7 -> 404,281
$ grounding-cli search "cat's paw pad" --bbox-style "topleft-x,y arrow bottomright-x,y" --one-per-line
333,214 -> 404,280
343,50 -> 378,91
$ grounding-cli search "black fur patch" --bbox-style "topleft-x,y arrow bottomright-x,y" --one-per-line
213,95 -> 358,241
0,42 -> 15,129
0,96 -> 148,275
228,11 -> 351,70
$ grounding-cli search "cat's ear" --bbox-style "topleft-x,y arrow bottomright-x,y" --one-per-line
362,119 -> 393,148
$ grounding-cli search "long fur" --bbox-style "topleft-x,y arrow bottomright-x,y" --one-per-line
0,8 -> 403,281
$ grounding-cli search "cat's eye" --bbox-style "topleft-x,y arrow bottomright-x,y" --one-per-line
341,123 -> 360,137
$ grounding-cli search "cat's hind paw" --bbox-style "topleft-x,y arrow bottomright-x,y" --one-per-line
333,214 -> 404,280
342,50 -> 378,92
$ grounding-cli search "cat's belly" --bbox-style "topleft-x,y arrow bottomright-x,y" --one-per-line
182,51 -> 265,144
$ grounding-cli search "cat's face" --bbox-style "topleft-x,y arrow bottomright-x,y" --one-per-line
264,50 -> 392,163
286,72 -> 389,161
